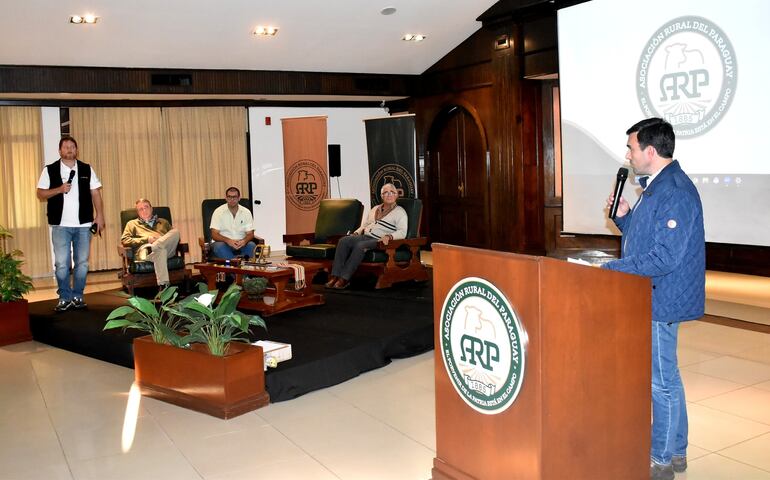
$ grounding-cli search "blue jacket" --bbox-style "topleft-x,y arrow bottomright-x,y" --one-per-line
603,160 -> 705,323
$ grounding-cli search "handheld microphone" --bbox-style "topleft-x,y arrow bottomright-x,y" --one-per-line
609,167 -> 629,219
64,170 -> 76,194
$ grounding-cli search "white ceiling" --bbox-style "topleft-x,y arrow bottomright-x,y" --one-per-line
0,0 -> 499,75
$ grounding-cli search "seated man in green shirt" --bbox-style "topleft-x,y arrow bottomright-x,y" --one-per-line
121,198 -> 180,289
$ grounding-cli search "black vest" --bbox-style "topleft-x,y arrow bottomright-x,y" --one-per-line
46,160 -> 94,226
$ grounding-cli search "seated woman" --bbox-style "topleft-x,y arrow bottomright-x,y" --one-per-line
326,183 -> 407,289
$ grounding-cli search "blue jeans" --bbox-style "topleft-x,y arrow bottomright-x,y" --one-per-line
651,321 -> 688,465
210,241 -> 256,260
51,226 -> 92,300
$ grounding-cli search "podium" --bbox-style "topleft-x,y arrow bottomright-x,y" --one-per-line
432,244 -> 651,480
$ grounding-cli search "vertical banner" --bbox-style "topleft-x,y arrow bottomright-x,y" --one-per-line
364,115 -> 417,206
281,116 -> 328,234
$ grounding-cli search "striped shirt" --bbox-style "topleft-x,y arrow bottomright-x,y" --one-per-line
355,204 -> 408,240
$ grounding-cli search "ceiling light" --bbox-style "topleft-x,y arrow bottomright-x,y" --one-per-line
253,25 -> 278,37
69,14 -> 99,24
402,34 -> 427,42
380,7 -> 397,15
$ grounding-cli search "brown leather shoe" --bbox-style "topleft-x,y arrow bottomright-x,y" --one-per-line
324,276 -> 339,288
334,278 -> 350,289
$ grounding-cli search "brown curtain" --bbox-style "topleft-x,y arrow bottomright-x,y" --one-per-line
70,108 -> 164,270
0,107 -> 51,278
162,107 -> 249,263
70,106 -> 248,267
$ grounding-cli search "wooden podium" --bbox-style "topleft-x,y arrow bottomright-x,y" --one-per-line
432,244 -> 651,480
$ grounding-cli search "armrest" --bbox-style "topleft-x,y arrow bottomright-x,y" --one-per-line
377,237 -> 427,250
119,245 -> 135,260
282,232 -> 316,245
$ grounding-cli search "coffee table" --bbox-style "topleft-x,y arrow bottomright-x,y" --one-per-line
195,262 -> 324,316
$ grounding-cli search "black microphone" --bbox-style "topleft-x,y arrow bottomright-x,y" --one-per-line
64,170 -> 76,194
609,167 -> 629,219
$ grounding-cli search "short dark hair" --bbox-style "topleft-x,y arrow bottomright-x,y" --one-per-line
225,186 -> 241,197
59,136 -> 78,149
626,118 -> 675,158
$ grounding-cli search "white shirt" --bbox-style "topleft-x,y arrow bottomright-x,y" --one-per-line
37,161 -> 102,227
210,203 -> 254,241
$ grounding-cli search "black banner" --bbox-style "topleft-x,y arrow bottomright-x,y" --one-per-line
364,115 -> 416,206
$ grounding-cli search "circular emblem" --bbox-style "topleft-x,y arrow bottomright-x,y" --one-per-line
636,16 -> 737,138
440,277 -> 527,415
370,163 -> 415,204
285,160 -> 328,211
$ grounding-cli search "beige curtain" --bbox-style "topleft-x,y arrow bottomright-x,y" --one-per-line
70,106 -> 248,267
70,108 -> 164,270
162,107 -> 248,263
0,107 -> 51,278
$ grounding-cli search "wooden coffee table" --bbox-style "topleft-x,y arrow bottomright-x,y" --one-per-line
195,262 -> 324,316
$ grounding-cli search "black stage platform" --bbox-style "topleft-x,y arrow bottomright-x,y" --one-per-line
29,281 -> 434,402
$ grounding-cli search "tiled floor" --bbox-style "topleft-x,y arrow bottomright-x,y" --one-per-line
4,272 -> 770,479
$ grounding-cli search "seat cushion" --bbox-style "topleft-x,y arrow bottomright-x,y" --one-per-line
362,247 -> 412,263
129,256 -> 185,274
286,243 -> 337,260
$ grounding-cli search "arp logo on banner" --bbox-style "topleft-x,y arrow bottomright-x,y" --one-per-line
285,159 -> 328,211
370,163 -> 415,204
636,16 -> 738,138
440,277 -> 527,415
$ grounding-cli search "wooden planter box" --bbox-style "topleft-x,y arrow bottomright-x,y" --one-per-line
133,335 -> 270,419
0,299 -> 32,346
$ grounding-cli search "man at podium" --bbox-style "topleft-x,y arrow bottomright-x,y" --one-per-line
602,118 -> 705,480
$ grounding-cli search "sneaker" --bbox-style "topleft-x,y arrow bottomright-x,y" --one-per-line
650,461 -> 674,480
54,299 -> 72,312
672,455 -> 687,473
71,297 -> 88,310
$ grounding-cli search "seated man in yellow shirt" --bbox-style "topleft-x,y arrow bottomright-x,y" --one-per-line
120,198 -> 180,289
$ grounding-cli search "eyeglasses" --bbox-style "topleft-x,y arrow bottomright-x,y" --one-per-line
381,191 -> 397,196
226,195 -> 240,199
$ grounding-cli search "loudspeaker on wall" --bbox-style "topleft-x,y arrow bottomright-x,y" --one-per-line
328,144 -> 341,177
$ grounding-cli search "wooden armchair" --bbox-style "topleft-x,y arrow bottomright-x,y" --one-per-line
198,198 -> 263,262
118,206 -> 190,295
357,197 -> 430,289
283,198 -> 364,262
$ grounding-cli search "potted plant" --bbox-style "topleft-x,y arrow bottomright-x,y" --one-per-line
104,283 -> 270,419
242,276 -> 268,300
0,225 -> 34,346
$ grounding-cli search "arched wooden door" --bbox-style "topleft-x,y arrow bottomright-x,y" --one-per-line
427,105 -> 490,248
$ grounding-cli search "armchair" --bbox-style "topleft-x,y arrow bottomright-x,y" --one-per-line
118,206 -> 190,295
357,197 -> 430,289
283,198 -> 364,261
198,198 -> 264,262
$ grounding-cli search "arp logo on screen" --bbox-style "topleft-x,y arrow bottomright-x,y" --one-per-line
636,16 -> 737,138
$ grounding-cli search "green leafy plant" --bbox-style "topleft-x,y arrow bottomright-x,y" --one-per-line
103,286 -> 190,347
0,225 -> 34,302
173,283 -> 266,356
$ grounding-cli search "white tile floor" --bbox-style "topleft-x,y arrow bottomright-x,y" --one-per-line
4,273 -> 770,479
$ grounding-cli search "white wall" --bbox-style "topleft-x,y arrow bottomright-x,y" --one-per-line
41,107 -> 61,166
247,107 -> 386,250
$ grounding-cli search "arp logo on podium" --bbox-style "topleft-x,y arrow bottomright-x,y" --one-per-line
440,277 -> 527,414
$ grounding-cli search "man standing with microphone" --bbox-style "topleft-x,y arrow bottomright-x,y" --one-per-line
602,118 -> 704,480
36,136 -> 104,312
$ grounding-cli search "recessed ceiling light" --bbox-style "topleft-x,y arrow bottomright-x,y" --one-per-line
253,25 -> 278,36
402,34 -> 427,42
380,7 -> 397,15
69,14 -> 99,24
